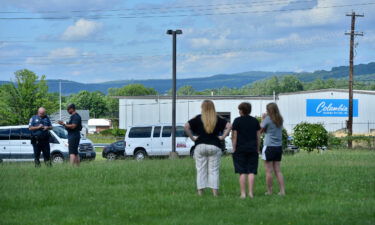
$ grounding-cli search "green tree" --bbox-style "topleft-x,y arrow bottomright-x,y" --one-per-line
177,85 -> 196,95
68,91 -> 108,118
106,84 -> 158,126
244,76 -> 281,95
0,69 -> 58,125
280,75 -> 304,93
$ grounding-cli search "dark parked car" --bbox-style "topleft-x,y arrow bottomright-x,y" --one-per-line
102,140 -> 125,160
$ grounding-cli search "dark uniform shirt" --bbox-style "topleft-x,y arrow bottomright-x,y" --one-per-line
67,113 -> 82,138
28,115 -> 52,139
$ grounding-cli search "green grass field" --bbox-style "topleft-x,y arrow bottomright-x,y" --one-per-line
0,150 -> 374,225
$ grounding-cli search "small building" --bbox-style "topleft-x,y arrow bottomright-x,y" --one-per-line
115,89 -> 375,134
50,110 -> 90,134
88,119 -> 112,134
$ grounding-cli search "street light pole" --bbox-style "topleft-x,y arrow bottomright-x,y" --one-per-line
167,29 -> 182,159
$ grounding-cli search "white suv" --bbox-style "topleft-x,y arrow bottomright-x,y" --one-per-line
125,124 -> 195,160
124,124 -> 233,160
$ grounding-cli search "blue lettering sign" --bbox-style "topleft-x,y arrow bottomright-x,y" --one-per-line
306,99 -> 358,117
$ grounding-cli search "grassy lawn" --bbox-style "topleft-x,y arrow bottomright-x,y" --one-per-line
86,134 -> 121,144
0,150 -> 374,225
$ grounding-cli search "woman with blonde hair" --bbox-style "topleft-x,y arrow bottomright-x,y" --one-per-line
261,102 -> 286,196
185,100 -> 231,196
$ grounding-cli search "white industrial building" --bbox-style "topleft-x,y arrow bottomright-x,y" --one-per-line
117,89 -> 375,134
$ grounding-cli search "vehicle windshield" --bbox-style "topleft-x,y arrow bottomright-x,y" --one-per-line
52,126 -> 68,139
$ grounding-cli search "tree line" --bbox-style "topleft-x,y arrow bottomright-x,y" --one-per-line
1,69 -> 374,126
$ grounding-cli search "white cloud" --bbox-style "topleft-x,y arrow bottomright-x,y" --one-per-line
25,47 -> 79,64
61,19 -> 102,41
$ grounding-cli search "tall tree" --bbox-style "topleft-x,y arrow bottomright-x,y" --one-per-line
106,84 -> 158,124
68,91 -> 108,118
177,85 -> 196,95
0,69 -> 58,125
280,75 -> 304,93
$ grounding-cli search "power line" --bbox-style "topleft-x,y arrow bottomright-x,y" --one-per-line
0,2 -> 374,20
0,0 -> 319,14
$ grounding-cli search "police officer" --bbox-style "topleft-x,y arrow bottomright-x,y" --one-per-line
58,104 -> 82,166
29,107 -> 52,167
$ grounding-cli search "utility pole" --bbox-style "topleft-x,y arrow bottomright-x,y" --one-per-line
59,79 -> 62,121
345,11 -> 363,149
167,29 -> 182,159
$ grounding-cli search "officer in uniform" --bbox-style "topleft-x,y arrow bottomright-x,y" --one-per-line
29,107 -> 53,167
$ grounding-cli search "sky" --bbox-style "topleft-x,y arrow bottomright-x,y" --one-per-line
0,0 -> 374,83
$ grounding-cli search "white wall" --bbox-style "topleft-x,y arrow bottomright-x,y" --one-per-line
119,97 -> 273,129
119,90 -> 375,134
278,90 -> 375,133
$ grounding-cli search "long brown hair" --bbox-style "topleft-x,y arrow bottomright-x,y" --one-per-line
201,100 -> 217,134
266,103 -> 283,127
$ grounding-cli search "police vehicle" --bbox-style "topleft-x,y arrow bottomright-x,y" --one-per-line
0,124 -> 96,163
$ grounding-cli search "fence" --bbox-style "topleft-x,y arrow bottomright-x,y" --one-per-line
286,122 -> 375,134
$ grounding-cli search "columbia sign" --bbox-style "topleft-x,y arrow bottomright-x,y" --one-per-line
306,99 -> 358,117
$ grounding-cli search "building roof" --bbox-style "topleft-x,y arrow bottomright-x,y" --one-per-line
113,89 -> 375,100
278,89 -> 375,96
50,110 -> 90,122
113,95 -> 275,100
88,119 -> 111,126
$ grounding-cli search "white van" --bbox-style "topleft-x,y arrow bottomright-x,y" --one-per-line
0,124 -> 96,163
124,124 -> 233,160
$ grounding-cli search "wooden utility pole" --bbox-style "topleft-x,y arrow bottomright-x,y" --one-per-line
345,12 -> 363,148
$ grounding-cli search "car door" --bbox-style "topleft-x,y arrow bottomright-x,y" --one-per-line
9,128 -> 21,159
160,126 -> 172,155
20,128 -> 34,159
127,127 -> 153,155
0,128 -> 10,160
151,126 -> 163,155
175,126 -> 190,156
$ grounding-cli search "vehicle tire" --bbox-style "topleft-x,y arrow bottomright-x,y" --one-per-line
106,152 -> 117,161
52,153 -> 64,164
134,149 -> 147,161
0,158 -> 3,163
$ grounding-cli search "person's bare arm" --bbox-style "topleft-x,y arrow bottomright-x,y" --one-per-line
64,123 -> 77,130
184,123 -> 197,142
231,130 -> 237,153
219,122 -> 232,140
58,120 -> 77,130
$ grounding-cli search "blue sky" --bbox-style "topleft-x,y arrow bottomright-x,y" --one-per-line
0,0 -> 374,83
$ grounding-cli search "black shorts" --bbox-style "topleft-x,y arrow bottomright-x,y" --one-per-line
232,151 -> 259,174
68,137 -> 80,155
262,146 -> 282,161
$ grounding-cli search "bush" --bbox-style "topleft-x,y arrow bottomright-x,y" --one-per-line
293,122 -> 328,152
328,133 -> 343,148
327,134 -> 375,150
342,135 -> 375,149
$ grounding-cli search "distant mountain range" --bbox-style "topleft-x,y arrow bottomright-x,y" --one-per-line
1,62 -> 374,95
